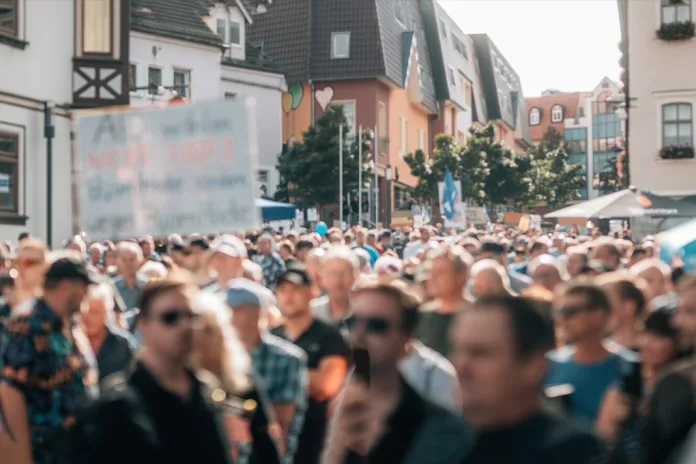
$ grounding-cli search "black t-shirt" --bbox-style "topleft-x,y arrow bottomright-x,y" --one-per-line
416,307 -> 459,357
461,412 -> 608,464
272,319 -> 350,464
345,378 -> 428,464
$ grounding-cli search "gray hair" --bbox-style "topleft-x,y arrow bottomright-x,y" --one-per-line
324,246 -> 360,274
87,282 -> 115,313
116,241 -> 143,259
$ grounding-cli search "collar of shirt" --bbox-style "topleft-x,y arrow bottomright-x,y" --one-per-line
35,299 -> 63,331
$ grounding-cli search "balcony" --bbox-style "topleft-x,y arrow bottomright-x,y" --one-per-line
72,57 -> 129,108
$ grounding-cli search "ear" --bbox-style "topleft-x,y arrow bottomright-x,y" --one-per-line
521,353 -> 548,387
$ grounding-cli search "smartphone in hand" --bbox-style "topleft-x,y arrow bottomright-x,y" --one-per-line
620,359 -> 643,399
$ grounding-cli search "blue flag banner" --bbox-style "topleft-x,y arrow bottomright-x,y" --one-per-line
442,169 -> 458,221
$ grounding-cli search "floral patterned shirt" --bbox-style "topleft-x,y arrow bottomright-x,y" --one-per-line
1,300 -> 99,464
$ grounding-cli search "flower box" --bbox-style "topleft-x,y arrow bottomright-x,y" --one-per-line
657,21 -> 696,42
659,145 -> 695,160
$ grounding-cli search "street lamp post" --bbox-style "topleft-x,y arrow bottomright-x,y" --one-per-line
44,101 -> 55,247
386,164 -> 392,230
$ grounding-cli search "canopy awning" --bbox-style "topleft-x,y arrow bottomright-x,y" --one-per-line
256,198 -> 296,222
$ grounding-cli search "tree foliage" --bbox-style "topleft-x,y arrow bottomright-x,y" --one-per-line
528,127 -> 586,208
276,105 -> 372,210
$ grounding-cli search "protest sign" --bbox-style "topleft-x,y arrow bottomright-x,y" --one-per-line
438,182 -> 466,229
75,99 -> 260,240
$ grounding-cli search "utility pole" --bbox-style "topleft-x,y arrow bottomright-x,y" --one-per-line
339,124 -> 344,228
374,125 -> 379,227
358,125 -> 363,227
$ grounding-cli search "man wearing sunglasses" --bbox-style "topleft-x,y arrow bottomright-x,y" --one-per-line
546,282 -> 636,426
324,280 -> 471,463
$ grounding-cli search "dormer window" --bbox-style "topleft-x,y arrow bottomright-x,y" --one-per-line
215,9 -> 244,49
551,104 -> 564,123
529,108 -> 541,126
331,32 -> 351,59
82,0 -> 112,54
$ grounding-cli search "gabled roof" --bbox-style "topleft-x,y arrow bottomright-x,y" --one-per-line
131,0 -> 222,47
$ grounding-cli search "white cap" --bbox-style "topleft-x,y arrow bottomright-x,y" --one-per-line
211,234 -> 247,258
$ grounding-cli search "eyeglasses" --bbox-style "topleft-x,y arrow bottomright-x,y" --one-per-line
344,314 -> 391,335
555,305 -> 591,320
157,309 -> 199,327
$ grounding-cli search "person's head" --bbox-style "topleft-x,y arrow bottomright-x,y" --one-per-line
88,243 -> 104,266
565,246 -> 588,277
137,276 -> 199,363
321,246 -> 359,299
278,240 -> 295,261
380,230 -> 392,246
139,261 -> 168,280
450,296 -> 555,428
631,258 -> 673,303
225,281 -> 269,346
191,292 -> 251,394
103,241 -> 117,267
209,235 -> 247,282
256,234 -> 274,256
470,259 -> 513,299
15,238 -> 48,291
596,273 -> 647,331
167,234 -> 187,267
115,241 -> 143,278
17,232 -> 30,243
593,241 -> 621,270
347,280 -> 421,371
675,277 -> 696,341
275,269 -> 313,319
629,247 -> 647,268
640,305 -> 686,373
65,235 -> 87,255
528,255 -> 568,293
366,231 -> 377,247
182,235 -> 210,273
554,282 -> 611,345
138,235 -> 155,258
0,273 -> 17,308
295,239 -> 314,263
374,256 -> 403,283
479,241 -> 506,266
82,282 -> 115,338
528,239 -> 549,260
43,254 -> 97,318
419,227 -> 432,242
427,246 -> 473,299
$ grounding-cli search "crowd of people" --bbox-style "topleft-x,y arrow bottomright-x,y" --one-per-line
0,223 -> 695,464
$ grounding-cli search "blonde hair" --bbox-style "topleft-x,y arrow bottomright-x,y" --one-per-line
195,292 -> 252,395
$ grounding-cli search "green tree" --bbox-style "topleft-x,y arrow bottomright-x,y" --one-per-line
528,127 -> 586,207
404,134 -> 469,202
276,105 -> 372,211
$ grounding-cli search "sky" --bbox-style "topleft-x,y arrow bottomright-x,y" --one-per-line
439,0 -> 621,97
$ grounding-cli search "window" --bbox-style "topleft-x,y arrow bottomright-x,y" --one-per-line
529,108 -> 540,126
229,20 -> 241,45
410,15 -> 417,30
474,58 -> 480,74
662,0 -> 691,25
83,0 -> 112,54
551,104 -> 564,123
0,0 -> 18,37
378,101 -> 387,144
129,64 -> 137,91
173,69 -> 190,98
257,170 -> 269,183
440,19 -> 447,39
460,75 -> 472,106
448,66 -> 456,87
662,103 -> 693,147
148,66 -> 162,95
331,32 -> 351,59
335,101 -> 356,135
216,18 -> 226,38
400,117 -> 408,156
0,132 -> 18,213
395,5 -> 405,27
419,129 -> 426,150
453,36 -> 468,60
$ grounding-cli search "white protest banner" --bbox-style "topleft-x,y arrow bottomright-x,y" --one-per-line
76,99 -> 260,240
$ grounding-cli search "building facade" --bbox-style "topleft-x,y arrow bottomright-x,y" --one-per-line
525,77 -> 623,201
619,0 -> 696,195
470,34 -> 532,153
248,0 -> 439,224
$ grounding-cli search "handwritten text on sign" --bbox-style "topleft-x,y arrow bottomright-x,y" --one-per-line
76,99 -> 260,240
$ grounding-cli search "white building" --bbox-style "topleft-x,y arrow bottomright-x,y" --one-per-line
619,0 -> 696,195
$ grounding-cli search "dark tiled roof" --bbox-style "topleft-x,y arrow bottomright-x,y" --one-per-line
246,0 -> 313,82
419,0 -> 449,102
131,0 -> 222,47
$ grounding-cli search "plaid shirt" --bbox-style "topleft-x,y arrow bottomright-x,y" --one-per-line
253,252 -> 286,289
251,333 -> 308,464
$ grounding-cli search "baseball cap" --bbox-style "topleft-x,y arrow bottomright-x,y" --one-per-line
211,234 -> 247,259
185,234 -> 209,250
225,280 -> 268,309
45,256 -> 100,287
276,268 -> 312,287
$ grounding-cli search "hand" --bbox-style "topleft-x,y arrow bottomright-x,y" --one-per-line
596,388 -> 631,441
335,382 -> 383,456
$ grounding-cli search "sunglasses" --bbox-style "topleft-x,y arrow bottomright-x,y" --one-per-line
556,305 -> 591,320
344,314 -> 391,335
157,309 -> 199,327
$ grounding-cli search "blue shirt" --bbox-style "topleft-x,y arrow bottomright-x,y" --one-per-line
546,345 -> 636,425
111,275 -> 149,310
363,245 -> 380,266
1,300 -> 99,464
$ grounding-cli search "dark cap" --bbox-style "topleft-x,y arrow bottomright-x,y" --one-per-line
276,268 -> 311,287
45,256 -> 100,287
644,305 -> 679,340
185,234 -> 209,250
